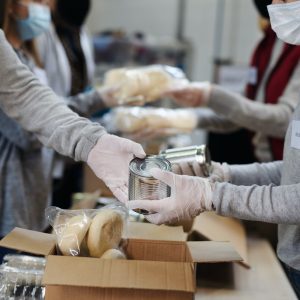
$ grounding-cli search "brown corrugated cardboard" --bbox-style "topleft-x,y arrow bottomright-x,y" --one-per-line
0,227 -> 242,300
189,212 -> 249,268
127,221 -> 188,241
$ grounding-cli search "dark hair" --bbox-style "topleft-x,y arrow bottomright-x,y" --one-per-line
0,0 -> 10,31
56,0 -> 91,27
253,0 -> 272,19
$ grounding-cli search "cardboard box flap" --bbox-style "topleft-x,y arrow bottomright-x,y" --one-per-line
190,212 -> 249,267
0,228 -> 56,256
127,222 -> 187,241
43,256 -> 195,293
187,241 -> 242,263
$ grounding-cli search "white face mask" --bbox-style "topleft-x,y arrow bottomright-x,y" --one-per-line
268,1 -> 300,45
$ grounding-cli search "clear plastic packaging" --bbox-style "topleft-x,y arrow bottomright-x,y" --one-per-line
104,65 -> 189,104
111,107 -> 198,134
0,255 -> 46,299
45,204 -> 128,258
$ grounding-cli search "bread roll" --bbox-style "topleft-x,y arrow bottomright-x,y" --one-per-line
100,249 -> 126,260
87,210 -> 124,258
58,215 -> 91,256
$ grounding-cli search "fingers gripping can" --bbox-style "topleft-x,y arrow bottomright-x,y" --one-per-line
129,156 -> 171,215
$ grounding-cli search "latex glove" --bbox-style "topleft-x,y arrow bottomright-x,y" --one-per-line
126,127 -> 178,143
173,161 -> 231,183
128,169 -> 214,225
164,82 -> 212,107
87,134 -> 146,203
97,86 -> 146,108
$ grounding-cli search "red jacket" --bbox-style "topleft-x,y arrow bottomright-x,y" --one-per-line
246,26 -> 300,160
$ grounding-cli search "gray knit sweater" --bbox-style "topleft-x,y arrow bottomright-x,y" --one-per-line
0,30 -> 106,162
213,98 -> 300,269
0,31 -> 106,235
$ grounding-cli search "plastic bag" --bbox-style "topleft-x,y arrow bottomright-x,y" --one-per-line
111,107 -> 197,135
0,255 -> 46,299
104,65 -> 189,105
45,203 -> 128,258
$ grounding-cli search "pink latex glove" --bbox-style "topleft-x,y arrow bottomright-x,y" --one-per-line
87,134 -> 146,203
164,82 -> 212,107
173,161 -> 231,183
128,169 -> 214,225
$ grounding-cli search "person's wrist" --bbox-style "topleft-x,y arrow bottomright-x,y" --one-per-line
191,82 -> 212,106
221,163 -> 231,182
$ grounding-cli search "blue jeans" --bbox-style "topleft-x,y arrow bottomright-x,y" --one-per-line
284,264 -> 300,299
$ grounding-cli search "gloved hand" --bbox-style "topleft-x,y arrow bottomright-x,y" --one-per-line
173,161 -> 231,183
164,82 -> 212,107
87,134 -> 146,203
97,86 -> 146,108
128,168 -> 214,225
96,86 -> 120,108
126,127 -> 178,143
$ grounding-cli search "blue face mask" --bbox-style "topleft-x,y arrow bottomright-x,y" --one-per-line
16,3 -> 51,41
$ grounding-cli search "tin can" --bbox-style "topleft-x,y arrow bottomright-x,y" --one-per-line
129,156 -> 171,215
159,145 -> 211,177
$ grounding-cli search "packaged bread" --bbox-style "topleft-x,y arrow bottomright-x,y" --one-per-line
87,209 -> 124,258
113,107 -> 197,134
100,248 -> 126,260
104,65 -> 189,104
45,205 -> 127,258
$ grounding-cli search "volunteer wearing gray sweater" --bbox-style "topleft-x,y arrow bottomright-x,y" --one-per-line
129,0 -> 300,296
0,29 -> 145,204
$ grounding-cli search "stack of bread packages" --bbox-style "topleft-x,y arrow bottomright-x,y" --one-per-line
46,205 -> 128,260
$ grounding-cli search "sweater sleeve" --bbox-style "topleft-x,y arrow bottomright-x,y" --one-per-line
0,30 -> 106,162
66,90 -> 107,117
196,108 -> 240,133
229,161 -> 283,186
207,61 -> 300,138
213,181 -> 300,224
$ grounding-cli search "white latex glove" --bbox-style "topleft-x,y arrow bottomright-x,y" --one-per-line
128,169 -> 214,225
87,134 -> 146,203
164,82 -> 212,107
126,127 -> 178,143
173,161 -> 231,183
96,86 -> 120,108
97,86 -> 146,108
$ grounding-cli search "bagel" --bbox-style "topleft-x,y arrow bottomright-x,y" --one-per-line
58,215 -> 91,256
87,210 -> 124,258
100,248 -> 126,260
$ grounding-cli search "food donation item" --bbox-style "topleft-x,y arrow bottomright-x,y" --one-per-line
100,249 -> 126,260
113,107 -> 197,134
104,65 -> 189,104
129,156 -> 171,215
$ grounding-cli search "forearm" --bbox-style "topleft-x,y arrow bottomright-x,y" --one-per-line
196,108 -> 240,133
208,85 -> 292,138
213,181 -> 300,224
0,31 -> 106,161
229,161 -> 283,186
66,90 -> 106,117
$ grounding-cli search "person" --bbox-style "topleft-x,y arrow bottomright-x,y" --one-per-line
35,0 -> 114,208
0,3 -> 145,236
129,0 -> 300,296
36,0 -> 95,99
164,0 -> 300,164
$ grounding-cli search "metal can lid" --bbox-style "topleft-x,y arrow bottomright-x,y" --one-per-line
129,156 -> 171,178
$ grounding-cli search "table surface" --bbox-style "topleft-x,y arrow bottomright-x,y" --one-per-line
195,238 -> 297,300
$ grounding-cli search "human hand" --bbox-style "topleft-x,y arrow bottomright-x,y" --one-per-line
87,134 -> 146,203
173,161 -> 231,183
128,168 -> 214,225
164,82 -> 212,107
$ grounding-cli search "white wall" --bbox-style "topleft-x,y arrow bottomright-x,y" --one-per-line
87,0 -> 262,81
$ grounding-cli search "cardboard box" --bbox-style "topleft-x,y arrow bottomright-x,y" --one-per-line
188,212 -> 249,268
0,227 -> 242,300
